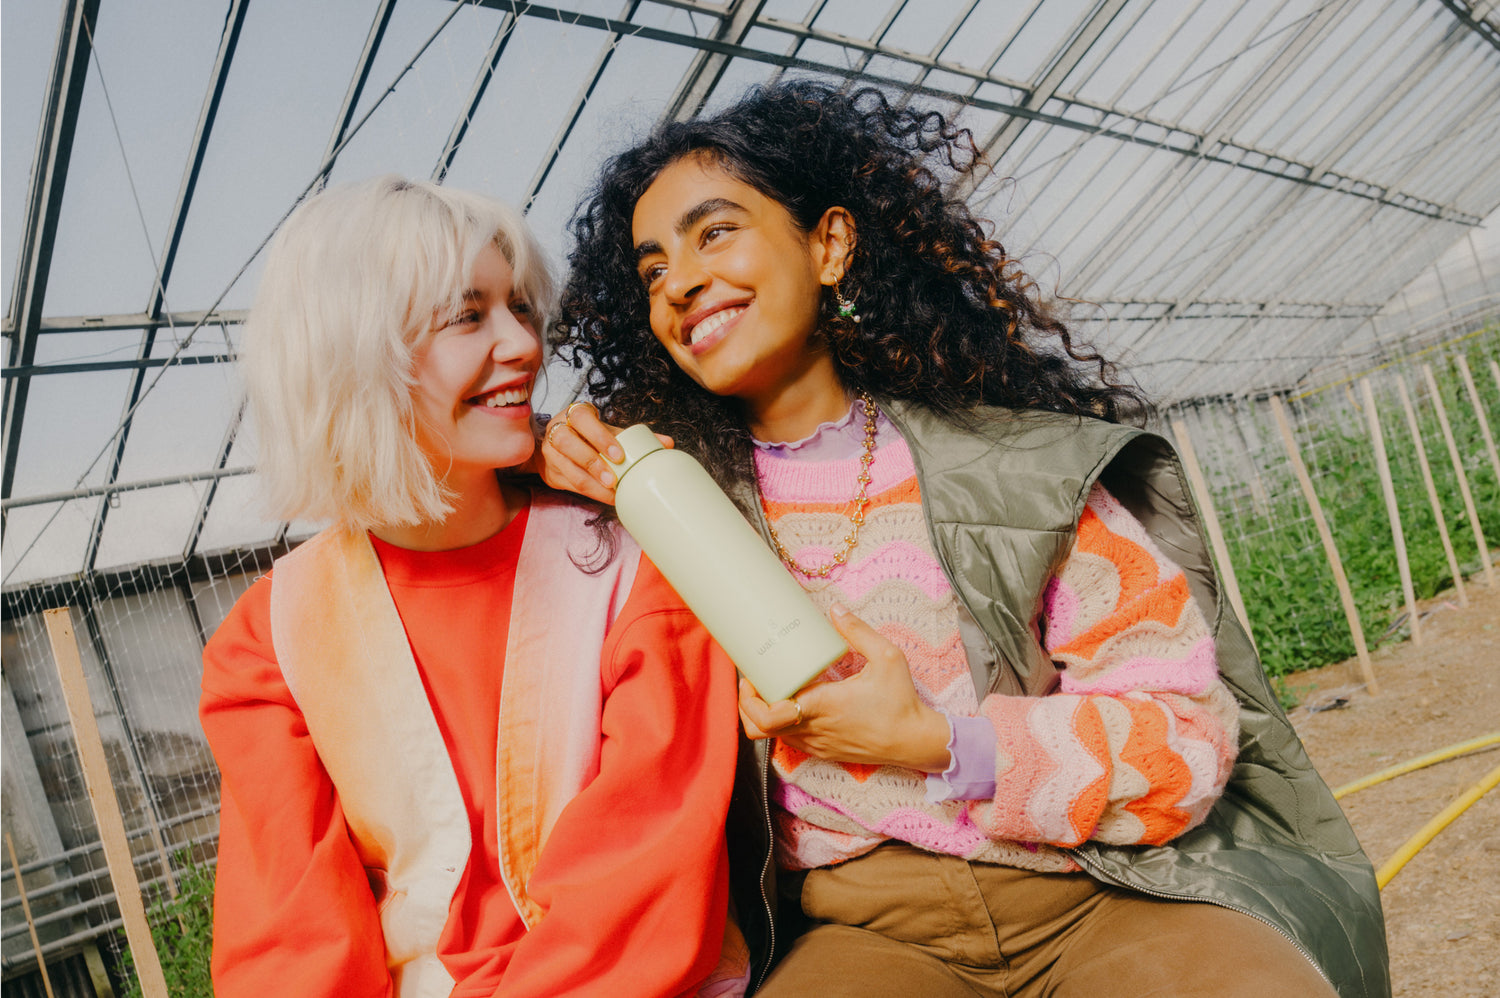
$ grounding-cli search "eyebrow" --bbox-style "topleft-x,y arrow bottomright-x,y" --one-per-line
633,197 -> 747,264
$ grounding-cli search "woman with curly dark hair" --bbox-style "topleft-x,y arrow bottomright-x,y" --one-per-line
543,81 -> 1386,998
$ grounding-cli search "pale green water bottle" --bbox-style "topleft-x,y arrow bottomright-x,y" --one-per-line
607,424 -> 848,703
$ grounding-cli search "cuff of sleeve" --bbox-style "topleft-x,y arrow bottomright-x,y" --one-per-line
924,713 -> 998,803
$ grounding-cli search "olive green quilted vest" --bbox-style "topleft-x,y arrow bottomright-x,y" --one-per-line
877,400 -> 1390,998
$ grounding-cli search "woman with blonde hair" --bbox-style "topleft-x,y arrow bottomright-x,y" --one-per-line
200,175 -> 744,997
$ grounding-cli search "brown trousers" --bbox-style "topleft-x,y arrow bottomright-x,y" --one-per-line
757,843 -> 1337,998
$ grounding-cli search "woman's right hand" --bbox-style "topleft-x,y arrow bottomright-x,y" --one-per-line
537,401 -> 673,505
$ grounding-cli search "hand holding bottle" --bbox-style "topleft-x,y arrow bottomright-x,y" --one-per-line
738,603 -> 952,773
536,401 -> 670,504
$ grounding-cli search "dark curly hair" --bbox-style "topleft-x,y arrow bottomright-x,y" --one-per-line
554,79 -> 1144,490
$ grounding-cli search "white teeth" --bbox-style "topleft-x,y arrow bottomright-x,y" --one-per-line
690,305 -> 746,345
482,387 -> 530,407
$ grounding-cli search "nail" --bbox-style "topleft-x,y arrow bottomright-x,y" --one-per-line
607,445 -> 624,462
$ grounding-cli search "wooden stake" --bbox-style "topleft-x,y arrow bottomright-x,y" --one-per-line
1423,363 -> 1495,585
1169,418 -> 1257,652
5,831 -> 57,998
1361,380 -> 1421,644
1397,375 -> 1468,607
43,609 -> 169,998
1268,396 -> 1379,694
1456,355 -> 1500,497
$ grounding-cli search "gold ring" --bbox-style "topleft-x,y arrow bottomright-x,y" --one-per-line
790,698 -> 804,726
565,399 -> 599,426
544,418 -> 568,447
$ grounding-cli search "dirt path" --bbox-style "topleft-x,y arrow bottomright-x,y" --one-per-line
1281,579 -> 1500,997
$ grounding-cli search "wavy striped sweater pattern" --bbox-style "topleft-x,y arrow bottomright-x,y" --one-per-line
755,428 -> 1240,873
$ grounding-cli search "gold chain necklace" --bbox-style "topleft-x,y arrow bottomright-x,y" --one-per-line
762,392 -> 878,578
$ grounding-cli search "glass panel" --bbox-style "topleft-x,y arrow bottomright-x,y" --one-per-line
810,0 -> 890,42
92,587 -> 219,822
940,0 -> 1045,76
448,30 -> 699,255
190,567 -> 263,640
9,334 -> 135,496
1,499 -> 101,587
325,2 -> 507,189
164,1 -> 378,312
113,345 -> 241,483
41,1 -> 233,318
194,472 -> 282,557
0,608 -> 134,853
92,483 -> 205,571
1,3 -> 62,309
885,0 -> 974,57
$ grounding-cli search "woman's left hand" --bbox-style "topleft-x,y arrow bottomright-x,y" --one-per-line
737,604 -> 952,772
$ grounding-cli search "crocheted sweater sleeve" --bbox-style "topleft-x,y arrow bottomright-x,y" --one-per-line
964,483 -> 1240,848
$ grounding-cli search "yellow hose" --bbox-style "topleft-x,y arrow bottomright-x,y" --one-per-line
1332,732 -> 1500,799
1375,762 -> 1500,889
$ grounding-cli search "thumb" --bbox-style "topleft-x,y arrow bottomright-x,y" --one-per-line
827,602 -> 903,672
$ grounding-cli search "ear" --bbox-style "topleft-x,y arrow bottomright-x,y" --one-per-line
811,207 -> 857,284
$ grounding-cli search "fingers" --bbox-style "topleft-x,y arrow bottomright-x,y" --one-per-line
737,677 -> 806,740
538,402 -> 625,503
564,401 -> 626,467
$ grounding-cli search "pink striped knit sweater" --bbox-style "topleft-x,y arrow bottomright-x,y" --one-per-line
755,415 -> 1240,873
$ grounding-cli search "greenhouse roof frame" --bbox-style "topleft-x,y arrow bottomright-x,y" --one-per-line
3,0 -> 1499,585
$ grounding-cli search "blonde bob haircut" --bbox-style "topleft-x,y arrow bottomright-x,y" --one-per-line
242,175 -> 553,532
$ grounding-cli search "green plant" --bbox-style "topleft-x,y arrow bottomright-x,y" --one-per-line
1209,325 -> 1500,679
119,851 -> 215,998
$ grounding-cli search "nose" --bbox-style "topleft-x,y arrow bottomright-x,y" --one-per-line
490,308 -> 542,364
660,258 -> 707,306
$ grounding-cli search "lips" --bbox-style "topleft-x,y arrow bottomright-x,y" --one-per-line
685,302 -> 748,348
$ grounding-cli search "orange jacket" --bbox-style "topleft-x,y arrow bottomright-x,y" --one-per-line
201,493 -> 740,996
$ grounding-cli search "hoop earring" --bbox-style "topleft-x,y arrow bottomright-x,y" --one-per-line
833,283 -> 862,324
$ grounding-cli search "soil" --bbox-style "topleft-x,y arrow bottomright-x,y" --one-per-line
1280,577 -> 1500,998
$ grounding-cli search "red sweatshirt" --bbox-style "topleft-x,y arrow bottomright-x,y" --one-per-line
201,507 -> 739,996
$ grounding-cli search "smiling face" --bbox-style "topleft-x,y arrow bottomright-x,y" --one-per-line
631,155 -> 854,439
410,242 -> 542,490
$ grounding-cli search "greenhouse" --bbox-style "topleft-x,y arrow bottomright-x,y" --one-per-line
3,0 -> 1499,995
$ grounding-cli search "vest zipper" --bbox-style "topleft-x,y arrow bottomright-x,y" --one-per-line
1067,848 -> 1335,992
752,745 -> 776,991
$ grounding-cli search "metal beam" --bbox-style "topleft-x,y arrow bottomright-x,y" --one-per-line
664,0 -> 766,122
145,0 -> 249,321
522,1 -> 643,211
3,354 -> 235,379
1151,19 -> 1493,377
321,0 -> 399,185
434,10 -> 518,182
3,0 -> 101,502
1437,0 -> 1500,50
445,2 -> 1482,227
1,466 -> 255,513
181,401 -> 246,560
84,0 -> 250,576
3,308 -> 248,336
1068,0 -> 1357,291
969,0 -> 1131,171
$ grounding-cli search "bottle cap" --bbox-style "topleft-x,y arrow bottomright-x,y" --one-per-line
606,424 -> 665,482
